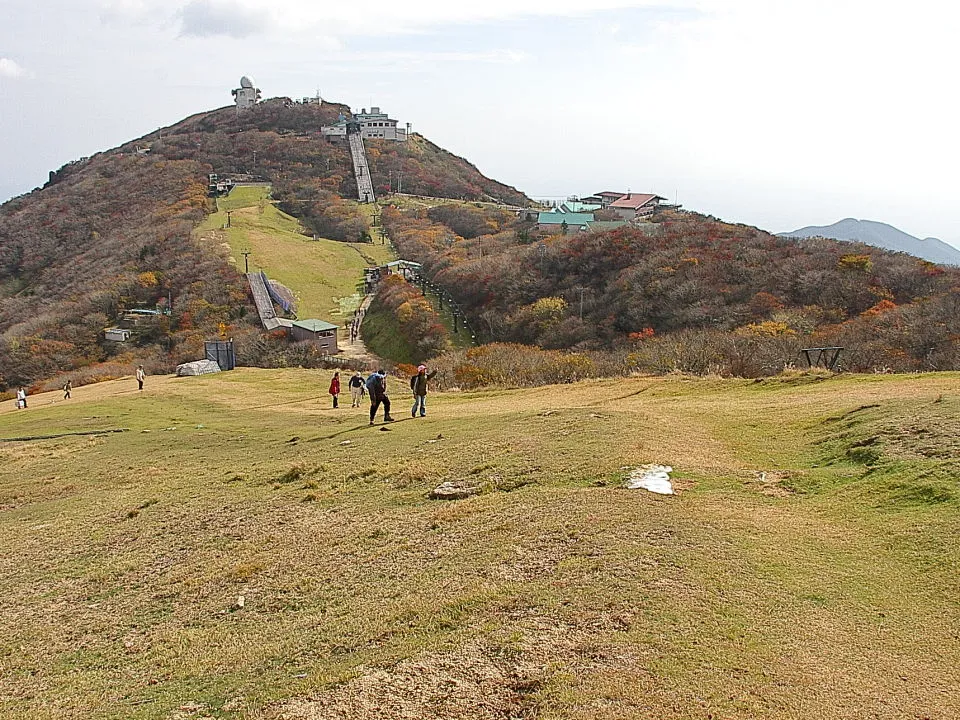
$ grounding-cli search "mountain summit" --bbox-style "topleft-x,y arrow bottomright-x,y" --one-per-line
779,218 -> 960,266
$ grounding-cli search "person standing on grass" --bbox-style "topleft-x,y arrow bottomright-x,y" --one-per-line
409,365 -> 437,418
328,371 -> 341,408
348,371 -> 365,407
365,369 -> 394,425
63,380 -> 72,400
136,365 -> 145,391
16,387 -> 26,409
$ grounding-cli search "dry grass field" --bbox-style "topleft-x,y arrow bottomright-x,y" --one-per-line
0,370 -> 958,719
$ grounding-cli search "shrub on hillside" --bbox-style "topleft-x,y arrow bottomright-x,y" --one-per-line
382,201 -> 960,372
429,343 -> 599,389
274,188 -> 369,242
366,276 -> 448,363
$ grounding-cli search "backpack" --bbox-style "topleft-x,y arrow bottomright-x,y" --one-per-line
365,373 -> 382,394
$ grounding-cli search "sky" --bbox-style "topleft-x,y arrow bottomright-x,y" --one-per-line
2,0 -> 960,247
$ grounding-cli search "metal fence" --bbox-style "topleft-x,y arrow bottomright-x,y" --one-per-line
205,340 -> 236,370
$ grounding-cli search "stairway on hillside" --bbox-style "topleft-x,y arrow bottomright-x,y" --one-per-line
247,272 -> 283,330
348,133 -> 376,203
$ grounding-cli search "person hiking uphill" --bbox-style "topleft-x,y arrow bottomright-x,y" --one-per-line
328,371 -> 341,408
410,365 -> 437,418
366,369 -> 394,425
348,371 -> 365,407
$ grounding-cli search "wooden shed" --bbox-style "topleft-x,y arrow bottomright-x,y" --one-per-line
290,319 -> 339,353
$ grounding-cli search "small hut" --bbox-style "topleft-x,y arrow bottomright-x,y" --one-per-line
291,319 -> 340,353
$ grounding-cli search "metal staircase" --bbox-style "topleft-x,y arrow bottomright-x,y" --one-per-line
348,132 -> 376,203
247,272 -> 281,330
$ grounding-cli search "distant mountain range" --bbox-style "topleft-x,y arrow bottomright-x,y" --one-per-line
779,218 -> 960,266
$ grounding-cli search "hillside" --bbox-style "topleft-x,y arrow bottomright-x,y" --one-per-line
1,369 -> 958,718
780,218 -> 960,266
0,151 -> 254,391
0,98 -> 531,391
383,206 -> 960,374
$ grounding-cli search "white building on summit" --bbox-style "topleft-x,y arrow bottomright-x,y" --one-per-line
232,76 -> 261,111
322,107 -> 409,142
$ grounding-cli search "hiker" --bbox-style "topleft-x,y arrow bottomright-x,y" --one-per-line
348,371 -> 365,407
365,369 -> 394,425
136,365 -> 145,391
16,387 -> 26,409
409,365 -> 438,418
328,371 -> 340,408
63,380 -> 72,400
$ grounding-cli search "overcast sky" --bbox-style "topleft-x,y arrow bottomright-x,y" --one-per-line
3,0 -> 959,246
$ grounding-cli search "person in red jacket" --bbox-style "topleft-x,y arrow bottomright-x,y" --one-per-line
328,371 -> 341,408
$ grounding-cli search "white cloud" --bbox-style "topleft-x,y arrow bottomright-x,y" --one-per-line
177,0 -> 272,38
99,0 -> 154,23
98,0 -> 695,38
0,58 -> 26,78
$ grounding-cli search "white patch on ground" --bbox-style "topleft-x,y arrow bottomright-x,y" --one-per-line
626,464 -> 674,494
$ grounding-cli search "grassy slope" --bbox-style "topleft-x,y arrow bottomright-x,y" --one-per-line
359,305 -> 418,365
198,187 -> 394,323
0,372 -> 958,719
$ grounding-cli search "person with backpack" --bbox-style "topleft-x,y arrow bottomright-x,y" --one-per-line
365,369 -> 394,425
63,380 -> 72,400
328,371 -> 341,408
348,371 -> 365,407
409,365 -> 437,418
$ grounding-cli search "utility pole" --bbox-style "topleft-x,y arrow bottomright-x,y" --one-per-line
241,250 -> 252,273
574,285 -> 587,321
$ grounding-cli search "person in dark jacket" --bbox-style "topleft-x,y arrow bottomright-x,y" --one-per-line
348,371 -> 365,407
365,369 -> 394,425
410,364 -> 437,418
328,371 -> 340,408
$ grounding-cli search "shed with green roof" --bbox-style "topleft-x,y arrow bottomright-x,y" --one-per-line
536,212 -> 594,233
291,319 -> 340,353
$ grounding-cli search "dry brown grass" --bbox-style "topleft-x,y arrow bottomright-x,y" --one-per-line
1,370 -> 958,719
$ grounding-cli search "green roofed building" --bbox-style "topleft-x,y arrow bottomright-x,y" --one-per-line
536,211 -> 594,233
291,319 -> 340,353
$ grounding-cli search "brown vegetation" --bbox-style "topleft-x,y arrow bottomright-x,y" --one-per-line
382,207 -> 960,375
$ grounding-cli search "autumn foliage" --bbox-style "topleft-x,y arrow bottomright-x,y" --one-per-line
382,205 -> 960,374
364,275 -> 449,363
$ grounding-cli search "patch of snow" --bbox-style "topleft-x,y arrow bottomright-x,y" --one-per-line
626,464 -> 674,494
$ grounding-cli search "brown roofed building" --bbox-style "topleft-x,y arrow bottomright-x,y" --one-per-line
608,193 -> 666,220
593,191 -> 627,208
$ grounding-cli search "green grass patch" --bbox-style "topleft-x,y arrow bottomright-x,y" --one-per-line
196,187 -> 375,323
